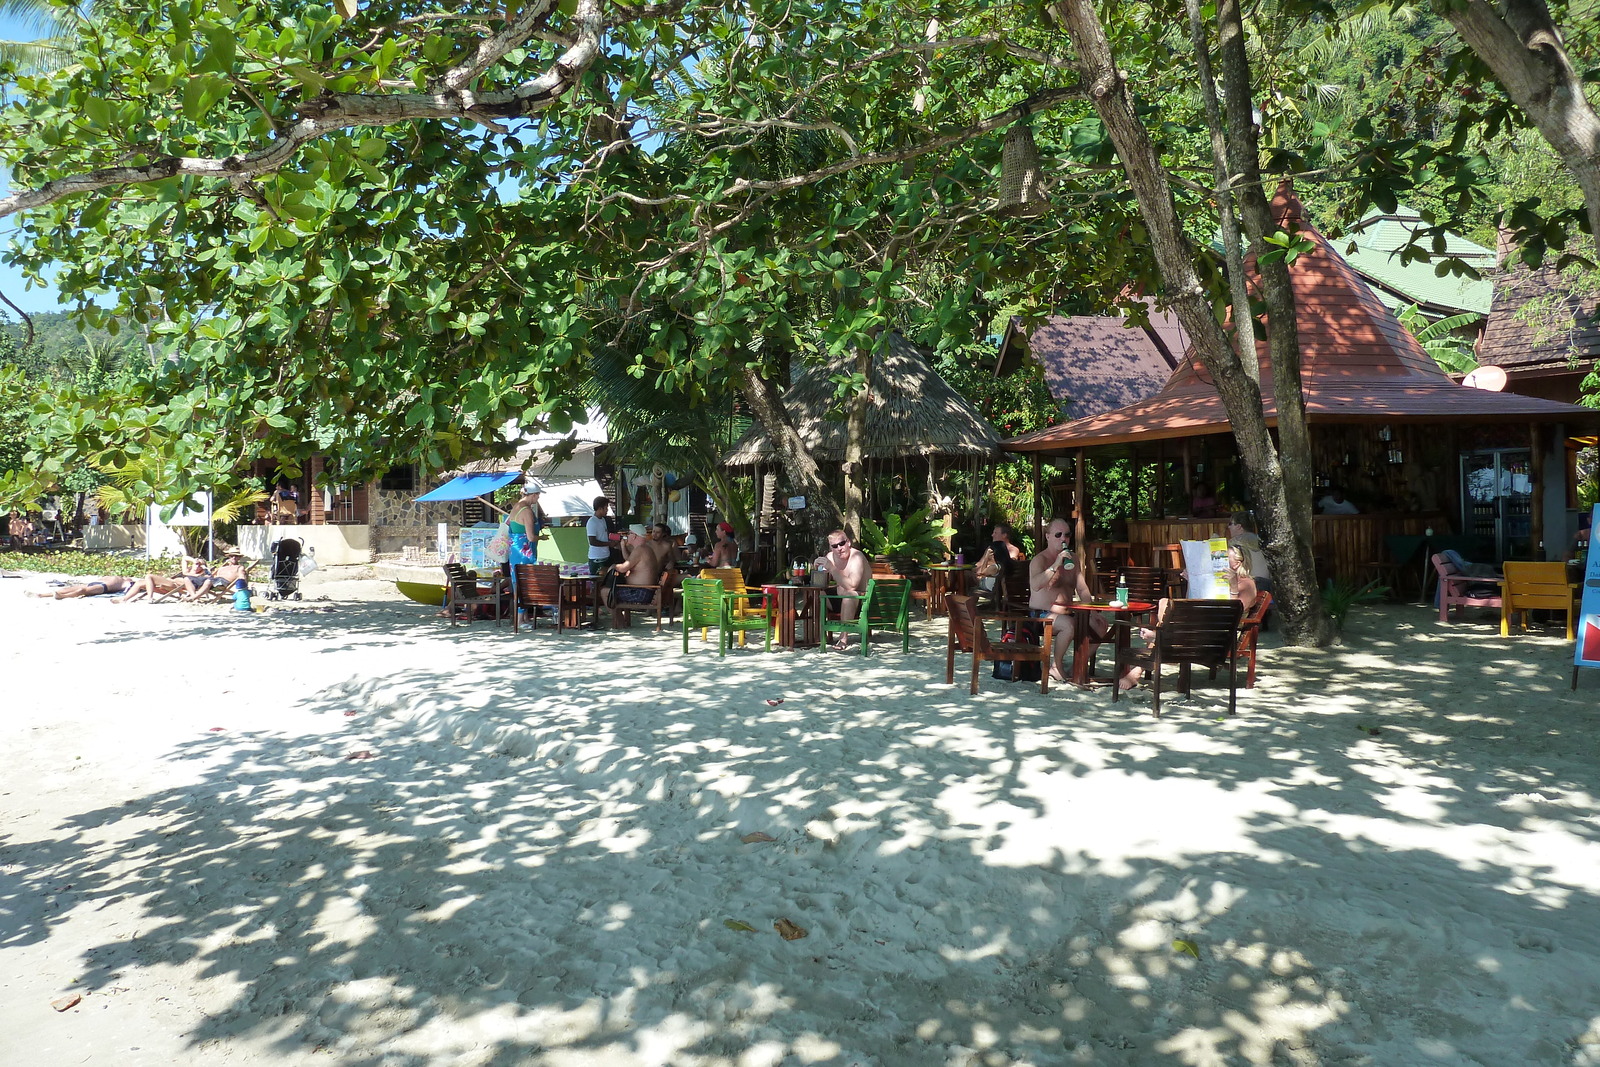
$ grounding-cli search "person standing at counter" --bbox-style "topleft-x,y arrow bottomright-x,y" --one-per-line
1317,486 -> 1360,515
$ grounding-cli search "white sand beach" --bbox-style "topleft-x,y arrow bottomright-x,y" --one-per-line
3,571 -> 1599,1066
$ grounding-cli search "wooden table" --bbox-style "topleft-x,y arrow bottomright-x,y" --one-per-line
924,565 -> 974,619
764,584 -> 825,649
1062,600 -> 1157,685
558,575 -> 598,629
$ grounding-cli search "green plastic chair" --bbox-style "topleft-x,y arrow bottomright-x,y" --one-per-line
680,577 -> 773,656
819,578 -> 913,656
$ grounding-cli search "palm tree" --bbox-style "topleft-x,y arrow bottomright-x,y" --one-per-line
0,0 -> 83,74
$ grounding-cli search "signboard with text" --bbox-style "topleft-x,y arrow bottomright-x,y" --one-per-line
1577,504 -> 1600,679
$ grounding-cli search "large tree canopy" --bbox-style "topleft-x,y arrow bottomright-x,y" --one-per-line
2,0 -> 1597,644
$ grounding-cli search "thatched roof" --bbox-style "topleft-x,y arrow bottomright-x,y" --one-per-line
722,333 -> 1004,467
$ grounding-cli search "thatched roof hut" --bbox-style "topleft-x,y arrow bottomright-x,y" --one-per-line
722,333 -> 1003,467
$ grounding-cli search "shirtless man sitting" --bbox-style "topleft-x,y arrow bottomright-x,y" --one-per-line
812,529 -> 871,650
1029,518 -> 1105,683
209,553 -> 253,594
605,525 -> 664,608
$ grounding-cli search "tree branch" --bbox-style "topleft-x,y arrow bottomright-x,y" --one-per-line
0,0 -> 606,221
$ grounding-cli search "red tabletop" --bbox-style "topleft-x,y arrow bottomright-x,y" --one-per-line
1059,600 -> 1156,685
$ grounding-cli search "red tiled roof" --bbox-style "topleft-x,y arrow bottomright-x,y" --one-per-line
1476,263 -> 1600,375
1007,315 -> 1177,419
1007,187 -> 1600,454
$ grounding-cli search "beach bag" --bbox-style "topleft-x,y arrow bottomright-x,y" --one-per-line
992,621 -> 1042,682
484,518 -> 512,565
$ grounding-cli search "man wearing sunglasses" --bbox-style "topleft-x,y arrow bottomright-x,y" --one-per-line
1029,518 -> 1104,683
812,530 -> 870,650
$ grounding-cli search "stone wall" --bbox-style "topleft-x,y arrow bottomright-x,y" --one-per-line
368,485 -> 467,555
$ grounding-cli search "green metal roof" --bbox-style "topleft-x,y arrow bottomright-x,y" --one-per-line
1341,207 -> 1495,316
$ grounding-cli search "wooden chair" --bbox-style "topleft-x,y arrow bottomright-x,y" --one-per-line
700,567 -> 758,645
680,577 -> 772,655
1113,599 -> 1245,716
872,558 -> 930,617
1118,566 -> 1167,609
1432,553 -> 1503,624
1220,591 -> 1272,689
512,563 -> 564,634
819,578 -> 914,656
610,570 -> 678,632
1501,561 -> 1579,640
944,593 -> 1054,695
443,563 -> 505,627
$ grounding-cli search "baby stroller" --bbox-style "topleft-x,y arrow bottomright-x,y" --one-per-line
265,537 -> 303,600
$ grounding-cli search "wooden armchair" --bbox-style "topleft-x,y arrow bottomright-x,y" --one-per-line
1118,566 -> 1167,610
1223,591 -> 1272,689
1113,598 -> 1245,716
680,577 -> 772,655
700,567 -> 759,646
819,578 -> 913,656
1432,553 -> 1503,625
609,570 -> 678,632
443,563 -> 506,627
512,563 -> 564,634
1501,561 -> 1579,639
944,593 -> 1053,695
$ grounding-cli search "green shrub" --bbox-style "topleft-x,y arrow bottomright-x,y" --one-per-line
0,550 -> 183,578
858,508 -> 956,564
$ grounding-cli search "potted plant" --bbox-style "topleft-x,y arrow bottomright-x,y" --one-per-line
859,508 -> 956,574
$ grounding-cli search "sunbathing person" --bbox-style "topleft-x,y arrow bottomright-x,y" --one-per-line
112,573 -> 187,604
177,555 -> 215,600
29,576 -> 136,600
187,553 -> 252,600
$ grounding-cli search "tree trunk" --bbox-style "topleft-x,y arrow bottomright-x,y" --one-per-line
1054,0 -> 1334,645
1214,0 -> 1331,642
841,344 -> 873,537
1183,0 -> 1257,381
737,364 -> 848,532
1444,0 -> 1600,244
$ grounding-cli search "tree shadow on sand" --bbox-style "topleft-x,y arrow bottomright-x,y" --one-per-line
4,603 -> 1600,1065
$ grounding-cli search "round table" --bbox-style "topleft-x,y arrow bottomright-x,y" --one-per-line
1060,600 -> 1157,685
763,584 -> 826,648
924,565 -> 975,619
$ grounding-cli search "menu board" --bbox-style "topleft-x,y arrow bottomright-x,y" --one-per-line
1576,505 -> 1600,676
1181,538 -> 1232,599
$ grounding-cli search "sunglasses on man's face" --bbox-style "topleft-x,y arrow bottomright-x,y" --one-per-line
828,540 -> 850,550
1050,531 -> 1069,538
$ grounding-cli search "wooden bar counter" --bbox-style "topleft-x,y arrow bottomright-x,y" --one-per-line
1128,513 -> 1442,585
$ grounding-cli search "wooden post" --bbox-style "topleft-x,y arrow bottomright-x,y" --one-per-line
1074,448 -> 1088,541
1131,457 -> 1142,520
1181,438 -> 1193,507
1155,440 -> 1167,518
1031,454 -> 1044,544
1530,422 -> 1544,559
